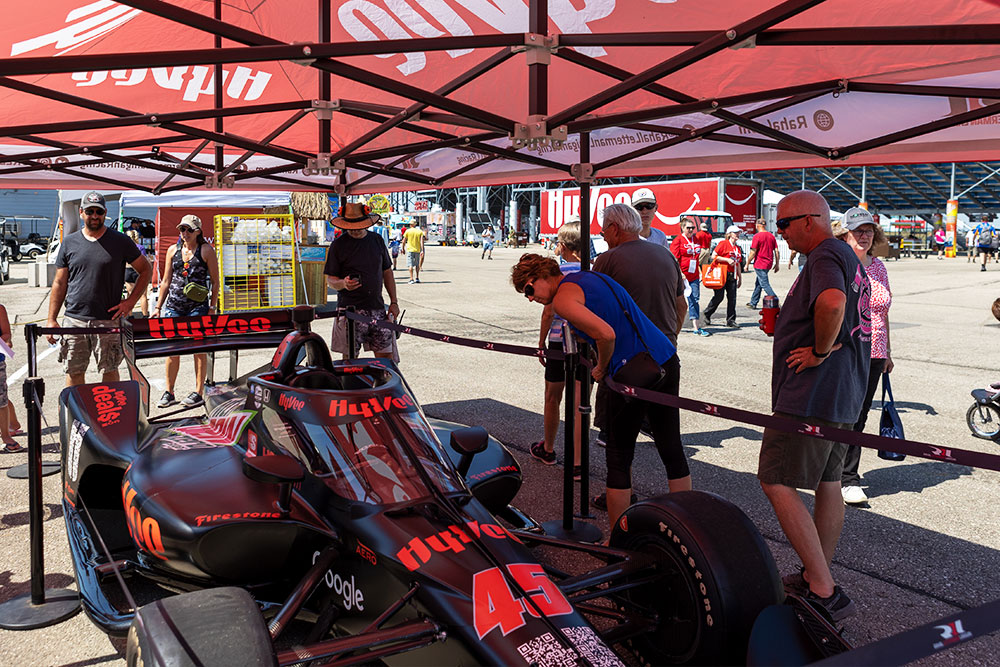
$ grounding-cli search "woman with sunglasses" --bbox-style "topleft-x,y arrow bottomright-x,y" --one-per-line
512,254 -> 691,530
832,208 -> 893,506
152,214 -> 220,408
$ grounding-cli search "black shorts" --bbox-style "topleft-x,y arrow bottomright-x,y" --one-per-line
124,267 -> 139,284
978,246 -> 994,256
544,340 -> 565,383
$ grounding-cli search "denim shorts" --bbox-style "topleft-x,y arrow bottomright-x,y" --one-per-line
162,304 -> 210,318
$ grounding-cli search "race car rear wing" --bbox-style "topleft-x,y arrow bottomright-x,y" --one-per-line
122,308 -> 312,416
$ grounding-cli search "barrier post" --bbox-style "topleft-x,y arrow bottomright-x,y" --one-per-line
0,326 -> 80,629
8,324 -> 58,478
346,306 -> 357,358
541,325 -> 601,542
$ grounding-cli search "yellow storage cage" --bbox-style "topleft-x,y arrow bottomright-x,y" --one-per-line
214,214 -> 297,312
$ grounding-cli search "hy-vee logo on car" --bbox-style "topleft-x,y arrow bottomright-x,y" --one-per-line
148,315 -> 273,339
329,394 -> 416,418
397,520 -> 522,571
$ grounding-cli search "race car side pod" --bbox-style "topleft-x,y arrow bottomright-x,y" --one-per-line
0,323 -> 81,630
541,323 -> 602,544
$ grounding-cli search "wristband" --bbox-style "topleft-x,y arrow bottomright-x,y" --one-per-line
811,347 -> 830,359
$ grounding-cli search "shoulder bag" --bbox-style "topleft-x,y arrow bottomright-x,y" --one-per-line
701,261 -> 728,289
591,273 -> 666,390
877,372 -> 906,461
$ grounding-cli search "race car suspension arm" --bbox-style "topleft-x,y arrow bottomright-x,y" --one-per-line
269,546 -> 340,640
274,618 -> 443,667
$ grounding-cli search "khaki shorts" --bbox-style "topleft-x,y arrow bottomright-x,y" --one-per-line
331,309 -> 399,362
757,412 -> 851,490
58,316 -> 123,376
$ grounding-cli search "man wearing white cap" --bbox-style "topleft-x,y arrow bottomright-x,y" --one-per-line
630,188 -> 670,249
46,191 -> 151,387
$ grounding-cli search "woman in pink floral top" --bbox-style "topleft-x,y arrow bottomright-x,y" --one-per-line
831,216 -> 893,505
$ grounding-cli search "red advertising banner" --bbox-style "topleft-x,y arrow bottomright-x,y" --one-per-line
723,184 -> 760,229
542,179 -> 723,236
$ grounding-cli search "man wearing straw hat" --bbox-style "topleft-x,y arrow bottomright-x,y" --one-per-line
324,202 -> 400,361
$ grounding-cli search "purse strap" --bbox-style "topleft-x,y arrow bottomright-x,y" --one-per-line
881,371 -> 894,405
589,272 -> 655,356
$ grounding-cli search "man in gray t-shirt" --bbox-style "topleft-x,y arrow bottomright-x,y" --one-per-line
46,192 -> 150,387
593,218 -> 685,345
756,190 -> 871,623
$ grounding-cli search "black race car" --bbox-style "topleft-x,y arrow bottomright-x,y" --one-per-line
60,306 -> 831,666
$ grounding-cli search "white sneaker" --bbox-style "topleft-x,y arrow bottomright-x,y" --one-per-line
842,485 -> 868,505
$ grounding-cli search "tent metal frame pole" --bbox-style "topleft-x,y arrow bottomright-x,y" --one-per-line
594,90 -> 830,172
5,25 -> 1000,78
0,76 -> 311,164
528,0 -> 548,118
319,0 -> 332,156
840,100 -> 1000,157
214,0 -> 224,173
0,99 -> 313,138
546,0 -> 825,127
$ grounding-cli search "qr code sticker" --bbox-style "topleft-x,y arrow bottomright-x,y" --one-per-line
516,632 -> 578,667
563,626 -> 624,667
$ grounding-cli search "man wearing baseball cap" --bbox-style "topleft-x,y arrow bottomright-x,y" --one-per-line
324,202 -> 400,361
46,191 -> 152,386
630,188 -> 670,249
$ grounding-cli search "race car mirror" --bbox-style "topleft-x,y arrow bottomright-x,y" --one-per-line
450,426 -> 489,477
243,454 -> 304,514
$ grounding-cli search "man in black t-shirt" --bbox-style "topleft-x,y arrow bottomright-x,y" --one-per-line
756,190 -> 870,623
46,192 -> 151,387
324,202 -> 400,361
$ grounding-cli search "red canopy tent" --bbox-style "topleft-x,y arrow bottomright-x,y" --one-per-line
0,1 -> 999,195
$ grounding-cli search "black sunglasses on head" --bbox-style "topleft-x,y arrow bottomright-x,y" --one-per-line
776,213 -> 819,230
523,282 -> 535,298
634,202 -> 656,211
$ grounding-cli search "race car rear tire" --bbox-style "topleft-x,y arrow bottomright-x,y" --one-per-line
609,491 -> 781,666
126,587 -> 276,667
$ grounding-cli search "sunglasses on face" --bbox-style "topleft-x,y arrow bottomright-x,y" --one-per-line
851,226 -> 875,237
179,226 -> 194,233
83,208 -> 104,216
776,213 -> 820,230
634,203 -> 656,211
683,226 -> 695,231
523,282 -> 535,298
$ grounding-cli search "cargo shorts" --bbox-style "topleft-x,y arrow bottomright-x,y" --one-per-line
331,309 -> 399,362
58,316 -> 124,376
757,412 -> 851,490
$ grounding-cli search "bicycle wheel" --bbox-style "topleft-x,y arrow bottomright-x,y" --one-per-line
967,402 -> 1000,441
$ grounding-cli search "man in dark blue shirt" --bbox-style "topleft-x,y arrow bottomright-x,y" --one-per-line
757,190 -> 871,623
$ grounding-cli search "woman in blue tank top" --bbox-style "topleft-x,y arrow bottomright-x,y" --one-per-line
512,254 -> 691,528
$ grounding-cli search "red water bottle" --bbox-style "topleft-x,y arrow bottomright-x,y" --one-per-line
760,295 -> 780,336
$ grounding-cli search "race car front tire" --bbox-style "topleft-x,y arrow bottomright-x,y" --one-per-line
609,491 -> 782,666
126,587 -> 276,667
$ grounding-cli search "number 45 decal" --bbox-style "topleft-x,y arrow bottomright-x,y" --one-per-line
473,563 -> 573,639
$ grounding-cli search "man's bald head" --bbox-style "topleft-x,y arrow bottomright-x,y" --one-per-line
780,190 -> 831,229
776,189 -> 833,254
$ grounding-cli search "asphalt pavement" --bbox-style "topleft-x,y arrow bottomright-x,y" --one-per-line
1,246 -> 999,665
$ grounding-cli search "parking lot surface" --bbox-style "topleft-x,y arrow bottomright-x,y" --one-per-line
0,247 -> 998,665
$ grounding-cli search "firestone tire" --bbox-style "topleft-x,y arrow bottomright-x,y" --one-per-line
126,587 -> 277,667
609,491 -> 782,666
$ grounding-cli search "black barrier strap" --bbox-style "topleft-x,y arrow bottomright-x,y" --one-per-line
36,326 -> 119,336
340,309 -> 565,361
814,597 -> 1000,666
603,376 -> 1000,473
345,309 -> 1000,473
